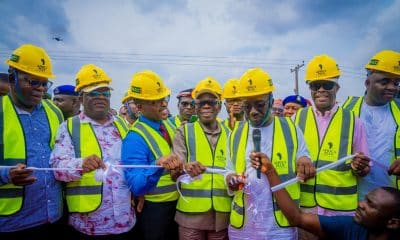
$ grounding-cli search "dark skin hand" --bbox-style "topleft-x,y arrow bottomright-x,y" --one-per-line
351,152 -> 371,177
156,154 -> 183,171
388,159 -> 400,176
82,155 -> 106,173
184,161 -> 206,177
9,163 -> 36,186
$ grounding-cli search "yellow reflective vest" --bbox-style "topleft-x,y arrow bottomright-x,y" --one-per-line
295,107 -> 357,211
229,118 -> 300,228
343,96 -> 400,189
0,96 -> 63,216
65,115 -> 127,213
131,120 -> 179,202
176,121 -> 232,213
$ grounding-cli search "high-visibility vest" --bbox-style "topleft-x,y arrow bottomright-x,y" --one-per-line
172,115 -> 181,128
131,120 -> 179,202
115,114 -> 130,134
343,96 -> 400,189
222,118 -> 239,131
229,118 -> 300,228
295,107 -> 357,210
0,96 -> 63,216
176,121 -> 232,213
65,115 -> 127,213
164,117 -> 177,133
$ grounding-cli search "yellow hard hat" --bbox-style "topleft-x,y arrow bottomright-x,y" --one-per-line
365,50 -> 400,76
237,67 -> 275,98
121,91 -> 132,104
192,77 -> 223,99
5,44 -> 55,79
129,70 -> 170,100
222,78 -> 240,99
75,64 -> 112,92
305,54 -> 341,82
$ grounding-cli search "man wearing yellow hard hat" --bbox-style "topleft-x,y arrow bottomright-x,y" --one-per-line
225,67 -> 315,239
119,90 -> 139,127
294,55 -> 371,240
222,78 -> 244,130
0,44 -> 64,238
343,50 -> 400,198
50,64 -> 135,238
172,77 -> 231,239
122,70 -> 182,240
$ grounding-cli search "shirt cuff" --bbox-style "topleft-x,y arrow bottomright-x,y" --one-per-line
0,168 -> 10,185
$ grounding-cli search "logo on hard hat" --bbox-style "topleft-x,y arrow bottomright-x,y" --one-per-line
206,80 -> 213,88
246,78 -> 256,92
132,86 -> 141,94
10,54 -> 20,63
394,61 -> 400,72
92,69 -> 101,79
156,81 -> 163,93
232,85 -> 237,95
369,59 -> 379,66
37,58 -> 47,73
316,64 -> 326,76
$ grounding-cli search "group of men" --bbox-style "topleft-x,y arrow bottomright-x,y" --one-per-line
0,43 -> 399,240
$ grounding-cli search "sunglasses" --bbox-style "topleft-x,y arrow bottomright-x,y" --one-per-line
23,77 -> 53,89
180,101 -> 195,108
242,100 -> 268,112
309,82 -> 336,91
195,99 -> 220,107
87,90 -> 111,98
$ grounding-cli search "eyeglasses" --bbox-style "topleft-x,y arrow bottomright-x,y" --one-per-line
23,77 -> 53,89
180,101 -> 195,108
309,82 -> 336,91
272,107 -> 283,113
149,95 -> 170,105
87,90 -> 111,98
242,100 -> 268,112
195,99 -> 220,107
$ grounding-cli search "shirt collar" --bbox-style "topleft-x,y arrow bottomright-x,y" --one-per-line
79,111 -> 115,126
139,115 -> 162,130
313,104 -> 339,117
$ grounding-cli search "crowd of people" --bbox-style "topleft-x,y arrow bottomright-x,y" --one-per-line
0,43 -> 399,240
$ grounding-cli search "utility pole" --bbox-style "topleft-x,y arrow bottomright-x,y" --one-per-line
290,61 -> 304,95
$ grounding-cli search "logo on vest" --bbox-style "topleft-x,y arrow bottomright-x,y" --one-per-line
274,152 -> 287,169
216,149 -> 225,162
321,141 -> 337,157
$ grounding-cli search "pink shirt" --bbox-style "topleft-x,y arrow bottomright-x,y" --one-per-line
305,105 -> 369,216
50,112 -> 135,235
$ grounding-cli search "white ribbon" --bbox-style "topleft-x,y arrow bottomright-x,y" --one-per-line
270,154 -> 356,192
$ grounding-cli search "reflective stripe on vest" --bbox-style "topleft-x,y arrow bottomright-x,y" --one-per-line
344,96 -> 400,189
177,121 -> 231,213
131,121 -> 178,202
295,107 -> 357,210
0,96 -> 63,216
230,118 -> 300,228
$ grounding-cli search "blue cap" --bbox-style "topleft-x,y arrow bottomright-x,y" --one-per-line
283,95 -> 307,107
53,85 -> 79,96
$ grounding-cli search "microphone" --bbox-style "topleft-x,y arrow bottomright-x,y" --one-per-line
253,129 -> 261,179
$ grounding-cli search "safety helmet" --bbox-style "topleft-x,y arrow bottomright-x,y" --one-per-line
365,50 -> 400,76
75,64 -> 112,92
305,54 -> 341,82
129,70 -> 170,100
237,67 -> 275,98
222,78 -> 240,99
121,91 -> 133,104
5,44 -> 55,79
192,77 -> 223,99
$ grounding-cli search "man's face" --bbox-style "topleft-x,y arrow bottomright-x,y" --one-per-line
309,80 -> 339,112
195,93 -> 221,124
354,188 -> 396,229
178,96 -> 195,120
365,71 -> 400,106
283,102 -> 303,117
242,94 -> 272,127
81,87 -> 111,120
53,94 -> 79,118
11,70 -> 51,108
139,96 -> 170,121
224,98 -> 243,116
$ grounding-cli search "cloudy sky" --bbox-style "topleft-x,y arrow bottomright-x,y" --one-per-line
0,0 -> 399,117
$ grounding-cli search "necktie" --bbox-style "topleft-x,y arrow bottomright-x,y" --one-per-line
159,124 -> 172,146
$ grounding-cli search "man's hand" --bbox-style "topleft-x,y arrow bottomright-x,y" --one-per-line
156,154 -> 182,171
388,159 -> 400,176
136,196 -> 145,213
9,163 -> 36,186
250,151 -> 274,174
82,155 -> 106,173
296,157 -> 316,182
351,152 -> 371,177
184,161 -> 206,177
226,173 -> 246,191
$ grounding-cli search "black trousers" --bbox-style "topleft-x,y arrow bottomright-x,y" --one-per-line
136,200 -> 178,240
